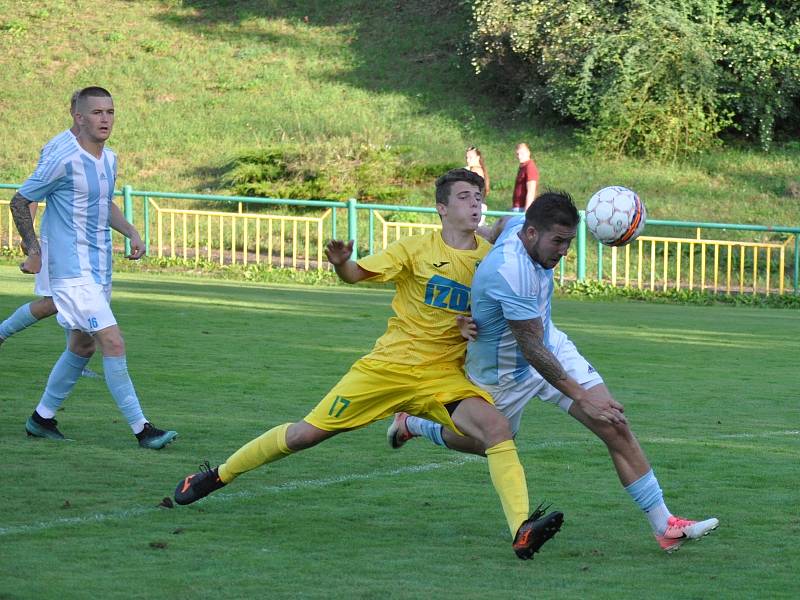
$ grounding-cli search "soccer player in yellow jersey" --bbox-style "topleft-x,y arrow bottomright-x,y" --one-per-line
174,169 -> 563,559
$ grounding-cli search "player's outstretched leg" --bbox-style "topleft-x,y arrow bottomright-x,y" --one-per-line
655,516 -> 719,553
174,422 -> 297,505
512,503 -> 564,560
175,461 -> 226,505
0,302 -> 39,346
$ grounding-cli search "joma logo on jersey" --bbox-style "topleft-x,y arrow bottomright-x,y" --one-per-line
424,275 -> 470,312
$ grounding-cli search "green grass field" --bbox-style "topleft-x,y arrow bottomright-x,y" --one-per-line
1,265 -> 797,598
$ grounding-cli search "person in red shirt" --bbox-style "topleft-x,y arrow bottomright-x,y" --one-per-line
512,143 -> 539,212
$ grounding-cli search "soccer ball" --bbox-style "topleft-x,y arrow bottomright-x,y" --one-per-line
585,186 -> 647,246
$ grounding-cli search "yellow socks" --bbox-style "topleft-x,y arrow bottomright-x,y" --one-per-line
218,423 -> 293,484
485,439 -> 530,536
216,425 -> 529,538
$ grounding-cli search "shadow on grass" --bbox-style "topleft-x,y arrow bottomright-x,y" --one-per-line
155,0 -> 574,148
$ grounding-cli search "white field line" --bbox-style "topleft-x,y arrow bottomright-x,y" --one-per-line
1,430 -> 797,538
0,456 -> 482,538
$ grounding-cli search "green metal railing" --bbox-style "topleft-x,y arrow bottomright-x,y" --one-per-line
2,182 -> 798,294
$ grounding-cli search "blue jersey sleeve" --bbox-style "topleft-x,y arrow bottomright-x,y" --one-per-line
18,154 -> 65,202
487,267 -> 541,321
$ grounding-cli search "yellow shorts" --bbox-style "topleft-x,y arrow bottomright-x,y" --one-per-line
304,358 -> 493,434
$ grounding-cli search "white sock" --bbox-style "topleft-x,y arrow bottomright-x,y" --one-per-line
35,402 -> 56,419
647,502 -> 672,534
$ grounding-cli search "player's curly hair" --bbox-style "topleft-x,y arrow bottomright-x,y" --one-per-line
435,168 -> 485,205
524,190 -> 579,231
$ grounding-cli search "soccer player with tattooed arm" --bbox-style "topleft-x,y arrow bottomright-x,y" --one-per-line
390,191 -> 719,553
9,86 -> 177,449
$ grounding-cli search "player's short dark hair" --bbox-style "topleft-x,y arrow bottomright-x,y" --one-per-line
524,190 -> 580,231
435,168 -> 484,205
69,90 -> 81,113
75,86 -> 113,110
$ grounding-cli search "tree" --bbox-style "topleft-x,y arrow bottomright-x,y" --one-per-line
466,0 -> 800,157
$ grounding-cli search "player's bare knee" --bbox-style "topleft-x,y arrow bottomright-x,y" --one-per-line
30,297 -> 57,319
96,329 -> 126,356
286,421 -> 336,451
102,339 -> 126,356
477,411 -> 513,446
70,333 -> 96,357
595,420 -> 635,447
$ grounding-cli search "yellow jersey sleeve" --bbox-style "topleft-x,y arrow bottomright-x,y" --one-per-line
356,238 -> 412,283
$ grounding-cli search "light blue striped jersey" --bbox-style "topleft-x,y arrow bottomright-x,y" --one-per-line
19,134 -> 117,285
466,215 -> 559,387
36,129 -> 77,241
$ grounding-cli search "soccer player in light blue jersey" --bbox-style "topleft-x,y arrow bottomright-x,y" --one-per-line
0,91 -> 100,379
390,191 -> 719,553
9,86 -> 177,449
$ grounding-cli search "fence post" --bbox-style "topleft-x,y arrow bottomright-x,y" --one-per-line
143,194 -> 150,255
368,209 -> 374,256
577,210 -> 586,281
123,185 -> 133,256
794,235 -> 799,294
597,243 -> 603,282
347,198 -> 358,259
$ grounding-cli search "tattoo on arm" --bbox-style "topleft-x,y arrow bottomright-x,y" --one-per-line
10,193 -> 40,256
508,318 -> 567,385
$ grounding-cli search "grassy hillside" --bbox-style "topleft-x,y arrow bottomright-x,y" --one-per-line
1,0 -> 798,229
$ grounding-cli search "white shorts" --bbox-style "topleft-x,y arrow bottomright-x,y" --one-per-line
52,280 -> 116,333
471,332 -> 604,435
34,237 -> 51,297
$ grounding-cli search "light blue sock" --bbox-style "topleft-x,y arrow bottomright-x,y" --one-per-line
625,469 -> 671,533
36,350 -> 90,418
103,355 -> 147,433
0,303 -> 38,340
405,415 -> 446,447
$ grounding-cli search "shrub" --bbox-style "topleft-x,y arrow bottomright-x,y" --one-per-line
222,143 -> 452,203
465,0 -> 800,157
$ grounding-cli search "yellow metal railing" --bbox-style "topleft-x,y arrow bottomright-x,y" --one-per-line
372,212 -> 790,295
1,200 -> 44,248
600,235 -> 786,295
150,199 -> 331,270
375,212 -> 442,249
3,197 -> 795,295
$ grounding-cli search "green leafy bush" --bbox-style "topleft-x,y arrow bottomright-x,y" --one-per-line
466,0 -> 800,157
222,143 -> 449,204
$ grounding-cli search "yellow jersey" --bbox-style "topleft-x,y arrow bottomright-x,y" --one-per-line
356,231 -> 491,366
